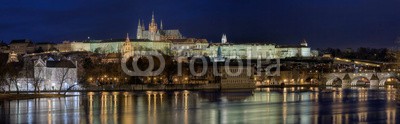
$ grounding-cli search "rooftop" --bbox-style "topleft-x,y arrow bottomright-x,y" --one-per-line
46,60 -> 76,68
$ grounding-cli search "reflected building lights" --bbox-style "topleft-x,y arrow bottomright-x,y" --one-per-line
2,88 -> 399,123
184,91 -> 189,124
387,109 -> 396,124
113,93 -> 118,124
47,99 -> 52,124
147,91 -> 151,124
153,93 -> 158,124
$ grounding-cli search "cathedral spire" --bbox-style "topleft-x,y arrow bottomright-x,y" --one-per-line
136,19 -> 143,39
126,33 -> 130,42
221,34 -> 227,44
138,19 -> 141,28
149,12 -> 158,33
300,38 -> 308,47
151,11 -> 155,23
160,20 -> 163,30
122,33 -> 133,59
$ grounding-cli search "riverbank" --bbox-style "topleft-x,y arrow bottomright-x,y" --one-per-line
0,94 -> 72,101
1,84 -> 324,93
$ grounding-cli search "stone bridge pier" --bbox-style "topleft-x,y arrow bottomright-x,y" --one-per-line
323,72 -> 399,88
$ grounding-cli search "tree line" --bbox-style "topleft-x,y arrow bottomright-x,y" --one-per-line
318,47 -> 396,62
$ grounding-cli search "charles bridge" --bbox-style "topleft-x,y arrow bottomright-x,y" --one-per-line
257,71 -> 399,87
323,72 -> 398,87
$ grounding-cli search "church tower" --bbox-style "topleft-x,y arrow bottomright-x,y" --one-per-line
136,19 -> 142,39
300,39 -> 308,47
7,51 -> 18,63
160,20 -> 163,30
221,34 -> 227,44
148,12 -> 158,33
122,33 -> 133,59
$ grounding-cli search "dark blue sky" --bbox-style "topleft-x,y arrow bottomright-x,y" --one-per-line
1,0 -> 400,48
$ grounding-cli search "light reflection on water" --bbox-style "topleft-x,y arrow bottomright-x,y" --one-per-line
0,87 -> 398,123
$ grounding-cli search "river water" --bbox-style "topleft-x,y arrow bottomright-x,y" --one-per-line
0,87 -> 398,124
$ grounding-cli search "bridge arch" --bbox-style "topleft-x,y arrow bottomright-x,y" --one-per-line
379,77 -> 399,86
350,76 -> 369,86
326,77 -> 342,86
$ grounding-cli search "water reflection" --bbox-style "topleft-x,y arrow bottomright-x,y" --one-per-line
0,88 -> 398,123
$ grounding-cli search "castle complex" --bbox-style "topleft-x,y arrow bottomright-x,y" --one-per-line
5,13 -> 315,60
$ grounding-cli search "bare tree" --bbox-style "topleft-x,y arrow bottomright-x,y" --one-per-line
56,67 -> 70,94
4,73 -> 11,93
22,57 -> 34,92
6,72 -> 20,94
6,62 -> 23,94
0,53 -> 8,93
0,65 -> 8,93
33,67 -> 44,94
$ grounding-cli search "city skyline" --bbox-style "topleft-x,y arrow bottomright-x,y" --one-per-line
1,1 -> 400,123
1,0 -> 400,49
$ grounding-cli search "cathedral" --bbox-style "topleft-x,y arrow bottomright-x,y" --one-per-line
136,13 -> 183,41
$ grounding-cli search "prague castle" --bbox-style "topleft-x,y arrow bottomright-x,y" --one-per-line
136,13 -> 183,41
4,13 -> 315,60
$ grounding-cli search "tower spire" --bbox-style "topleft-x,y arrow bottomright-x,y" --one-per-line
152,11 -> 155,22
136,19 -> 143,39
126,33 -> 130,42
300,38 -> 308,47
160,20 -> 163,30
122,33 -> 133,59
149,12 -> 158,33
138,19 -> 141,27
221,34 -> 227,44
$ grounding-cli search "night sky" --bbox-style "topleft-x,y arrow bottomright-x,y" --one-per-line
1,0 -> 400,48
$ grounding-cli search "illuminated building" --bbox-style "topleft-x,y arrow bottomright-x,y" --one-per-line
34,57 -> 78,90
136,13 -> 183,41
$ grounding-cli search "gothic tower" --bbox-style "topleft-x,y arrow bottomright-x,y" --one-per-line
221,34 -> 227,44
7,51 -> 18,63
300,39 -> 308,47
136,19 -> 142,39
160,20 -> 163,30
122,33 -> 133,59
148,12 -> 158,33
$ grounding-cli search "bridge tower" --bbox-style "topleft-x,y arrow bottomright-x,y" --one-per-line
342,74 -> 351,87
369,74 -> 380,88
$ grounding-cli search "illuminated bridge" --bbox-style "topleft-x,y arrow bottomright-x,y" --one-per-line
324,72 -> 398,87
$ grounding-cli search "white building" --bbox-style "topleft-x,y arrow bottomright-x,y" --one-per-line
169,38 -> 209,57
34,57 -> 78,90
207,40 -> 311,59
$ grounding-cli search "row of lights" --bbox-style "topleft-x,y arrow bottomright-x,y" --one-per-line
88,75 -> 128,82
